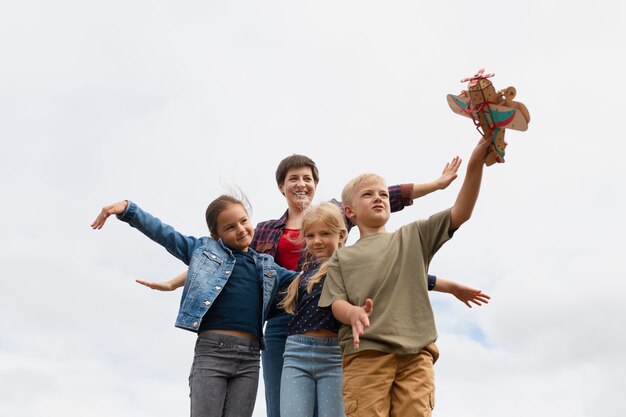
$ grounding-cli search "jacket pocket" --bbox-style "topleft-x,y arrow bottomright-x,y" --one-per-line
183,251 -> 223,314
200,250 -> 223,271
254,242 -> 274,254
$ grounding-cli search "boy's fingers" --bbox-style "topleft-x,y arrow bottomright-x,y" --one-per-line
363,298 -> 374,315
352,326 -> 361,349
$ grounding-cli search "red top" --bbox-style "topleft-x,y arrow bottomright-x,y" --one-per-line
274,228 -> 302,271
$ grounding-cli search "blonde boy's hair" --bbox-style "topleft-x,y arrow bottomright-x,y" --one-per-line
341,173 -> 387,207
280,202 -> 347,314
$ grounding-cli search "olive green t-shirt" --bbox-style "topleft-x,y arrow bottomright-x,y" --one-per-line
318,209 -> 453,356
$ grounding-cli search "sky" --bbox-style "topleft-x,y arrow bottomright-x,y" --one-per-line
1,1 -> 625,416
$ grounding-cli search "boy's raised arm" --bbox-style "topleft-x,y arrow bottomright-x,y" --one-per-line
410,156 -> 462,199
91,200 -> 129,229
450,137 -> 491,230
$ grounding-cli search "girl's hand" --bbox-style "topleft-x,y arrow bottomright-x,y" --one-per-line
452,285 -> 490,308
350,298 -> 374,349
135,279 -> 175,291
91,200 -> 129,229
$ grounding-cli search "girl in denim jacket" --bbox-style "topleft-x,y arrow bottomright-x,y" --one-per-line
91,195 -> 299,417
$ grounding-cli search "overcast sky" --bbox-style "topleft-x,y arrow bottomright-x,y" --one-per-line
2,1 -> 625,416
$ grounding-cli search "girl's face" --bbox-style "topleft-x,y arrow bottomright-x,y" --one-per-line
304,221 -> 344,260
279,166 -> 317,211
214,204 -> 254,252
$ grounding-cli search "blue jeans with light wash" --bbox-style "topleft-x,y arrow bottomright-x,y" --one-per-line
280,334 -> 344,417
189,331 -> 261,417
262,313 -> 291,417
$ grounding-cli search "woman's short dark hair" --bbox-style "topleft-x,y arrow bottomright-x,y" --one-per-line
275,154 -> 319,187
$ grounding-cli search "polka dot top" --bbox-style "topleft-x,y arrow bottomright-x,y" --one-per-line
287,261 -> 342,336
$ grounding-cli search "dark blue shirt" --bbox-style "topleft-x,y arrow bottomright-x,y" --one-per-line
287,261 -> 342,336
199,250 -> 263,339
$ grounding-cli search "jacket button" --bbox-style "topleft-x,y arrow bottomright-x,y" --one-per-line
215,286 -> 222,290
204,300 -> 211,306
225,270 -> 231,274
193,321 -> 199,327
211,255 -> 217,259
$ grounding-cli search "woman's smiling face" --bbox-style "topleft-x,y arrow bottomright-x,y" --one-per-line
279,166 -> 317,211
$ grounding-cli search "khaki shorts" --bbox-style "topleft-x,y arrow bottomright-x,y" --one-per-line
341,343 -> 439,417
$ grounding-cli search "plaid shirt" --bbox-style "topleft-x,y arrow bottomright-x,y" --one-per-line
251,183 -> 414,271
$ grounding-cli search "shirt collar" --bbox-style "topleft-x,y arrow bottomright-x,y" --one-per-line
275,209 -> 289,228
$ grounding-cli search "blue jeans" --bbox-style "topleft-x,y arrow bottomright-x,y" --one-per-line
262,314 -> 290,417
280,335 -> 344,417
189,331 -> 261,417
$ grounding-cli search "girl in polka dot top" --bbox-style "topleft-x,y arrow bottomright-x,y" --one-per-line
279,202 -> 348,417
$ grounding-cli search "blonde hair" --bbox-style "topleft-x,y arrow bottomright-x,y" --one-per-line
341,173 -> 387,207
280,202 -> 347,314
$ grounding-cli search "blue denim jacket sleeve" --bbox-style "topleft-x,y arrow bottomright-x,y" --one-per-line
265,265 -> 299,319
276,264 -> 299,290
117,200 -> 201,265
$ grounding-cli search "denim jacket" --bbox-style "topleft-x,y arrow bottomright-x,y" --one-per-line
118,201 -> 299,343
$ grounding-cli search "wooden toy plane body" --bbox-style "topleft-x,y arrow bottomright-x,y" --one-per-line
447,69 -> 530,166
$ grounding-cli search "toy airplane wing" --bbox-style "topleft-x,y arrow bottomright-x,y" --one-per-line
447,94 -> 472,118
447,94 -> 528,132
489,103 -> 528,132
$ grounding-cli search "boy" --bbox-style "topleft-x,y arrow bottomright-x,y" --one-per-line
318,137 -> 492,417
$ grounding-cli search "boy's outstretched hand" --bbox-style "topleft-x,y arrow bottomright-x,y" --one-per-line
349,298 -> 374,350
469,135 -> 492,166
91,200 -> 129,229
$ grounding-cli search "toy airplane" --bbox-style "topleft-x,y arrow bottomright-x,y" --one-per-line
447,69 -> 530,165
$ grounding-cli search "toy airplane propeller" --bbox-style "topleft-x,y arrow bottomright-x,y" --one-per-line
447,69 -> 530,165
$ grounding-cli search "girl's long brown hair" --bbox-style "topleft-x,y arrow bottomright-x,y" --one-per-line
280,202 -> 347,314
205,193 -> 252,237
